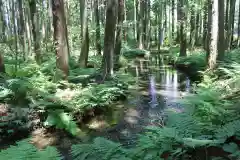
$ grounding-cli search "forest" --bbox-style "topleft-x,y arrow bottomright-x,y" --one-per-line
0,0 -> 240,159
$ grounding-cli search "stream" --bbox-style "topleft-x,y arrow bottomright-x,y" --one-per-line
88,54 -> 192,148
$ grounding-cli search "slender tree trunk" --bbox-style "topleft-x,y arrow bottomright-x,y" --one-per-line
145,0 -> 151,49
206,0 -> 212,55
102,0 -> 118,77
158,4 -> 164,51
226,0 -> 236,50
208,0 -> 218,69
95,0 -> 101,55
172,0 -> 175,39
189,6 -> 195,46
229,0 -> 236,49
114,0 -> 124,70
134,0 -> 138,40
0,0 -> 6,42
217,0 -> 225,60
29,0 -> 41,63
176,0 -> 181,43
79,0 -> 89,68
238,1 -> 240,47
18,0 -> 26,54
203,0 -> 208,50
195,11 -> 200,46
138,0 -> 144,49
179,0 -> 187,56
12,0 -> 18,71
52,0 -> 69,78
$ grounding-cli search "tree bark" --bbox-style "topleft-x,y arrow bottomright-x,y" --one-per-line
206,0 -> 212,56
0,0 -> 6,42
102,0 -> 118,77
134,0 -> 138,40
114,0 -> 124,70
202,0 -> 208,50
138,0 -> 145,49
52,0 -> 69,78
238,1 -> 240,47
94,0 -> 101,55
208,0 -> 218,69
18,0 -> 26,54
29,0 -> 41,63
179,0 -> 187,56
226,0 -> 236,50
79,0 -> 89,68
172,0 -> 175,39
229,0 -> 236,49
217,0 -> 225,60
189,6 -> 195,46
176,0 -> 181,43
194,11 -> 200,46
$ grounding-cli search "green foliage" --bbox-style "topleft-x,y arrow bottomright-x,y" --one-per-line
44,110 -> 80,136
67,61 -> 240,159
0,52 -> 132,136
71,137 -> 131,160
176,51 -> 207,71
122,48 -> 150,59
0,139 -> 62,160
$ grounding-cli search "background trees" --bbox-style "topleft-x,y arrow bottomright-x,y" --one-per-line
0,0 -> 238,76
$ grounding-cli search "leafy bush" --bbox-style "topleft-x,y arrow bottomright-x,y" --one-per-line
122,48 -> 150,59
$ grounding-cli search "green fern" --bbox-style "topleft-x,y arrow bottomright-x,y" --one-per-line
0,139 -> 62,160
71,137 -> 131,160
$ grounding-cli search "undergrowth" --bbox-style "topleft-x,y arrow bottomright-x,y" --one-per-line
2,51 -> 240,159
0,53 -> 134,137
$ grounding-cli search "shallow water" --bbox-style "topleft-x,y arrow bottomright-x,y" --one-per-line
90,55 -> 192,147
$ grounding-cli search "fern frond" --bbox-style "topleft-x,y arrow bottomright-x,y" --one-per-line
0,139 -> 62,160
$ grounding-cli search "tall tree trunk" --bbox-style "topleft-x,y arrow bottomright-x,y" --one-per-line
52,0 -> 69,78
146,0 -> 151,49
158,4 -> 164,51
194,11 -> 200,46
134,0 -> 138,40
176,0 -> 181,43
0,0 -> 6,42
172,0 -> 175,39
208,0 -> 218,69
18,0 -> 26,54
102,0 -> 118,77
206,0 -> 212,55
29,0 -> 41,63
238,1 -> 240,47
229,0 -> 236,49
189,6 -> 195,46
138,0 -> 144,49
79,0 -> 89,68
95,0 -> 101,55
179,0 -> 187,56
226,0 -> 236,50
12,0 -> 18,71
203,0 -> 208,50
114,0 -> 124,70
217,0 -> 225,60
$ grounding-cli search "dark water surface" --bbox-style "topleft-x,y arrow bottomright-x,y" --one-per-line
89,55 -> 192,148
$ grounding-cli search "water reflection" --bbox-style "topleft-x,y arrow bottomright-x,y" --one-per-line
132,55 -> 192,110
148,75 -> 158,108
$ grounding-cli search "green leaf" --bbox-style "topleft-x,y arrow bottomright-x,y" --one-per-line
222,143 -> 239,153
